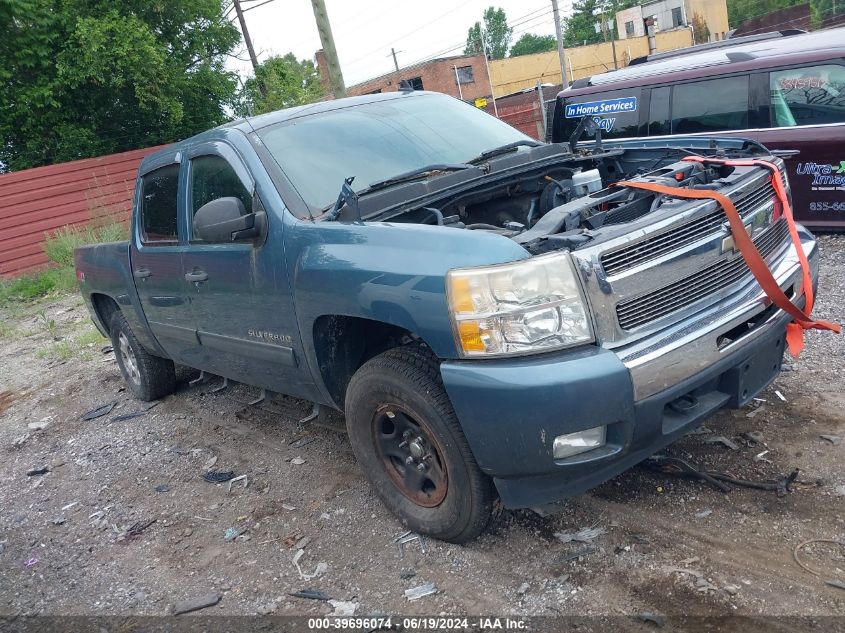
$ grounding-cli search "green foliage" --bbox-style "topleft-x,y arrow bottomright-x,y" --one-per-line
0,0 -> 240,171
43,222 -> 128,268
464,7 -> 513,60
727,0 -> 801,28
509,33 -> 557,57
235,54 -> 323,116
691,12 -> 710,44
563,0 -> 639,47
0,219 -> 125,306
727,0 -> 837,30
0,267 -> 76,305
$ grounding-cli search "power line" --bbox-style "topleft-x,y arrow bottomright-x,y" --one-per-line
341,0 -> 477,69
393,8 -> 554,71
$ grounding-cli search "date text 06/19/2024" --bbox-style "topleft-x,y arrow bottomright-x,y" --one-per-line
307,617 -> 528,630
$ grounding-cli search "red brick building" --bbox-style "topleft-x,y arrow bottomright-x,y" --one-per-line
316,50 -> 493,102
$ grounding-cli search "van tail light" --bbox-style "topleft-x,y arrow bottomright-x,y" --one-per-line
76,269 -> 85,283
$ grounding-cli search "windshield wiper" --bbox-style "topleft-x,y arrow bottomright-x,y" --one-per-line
468,140 -> 543,164
367,163 -> 472,191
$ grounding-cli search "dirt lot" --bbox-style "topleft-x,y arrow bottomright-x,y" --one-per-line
1,237 -> 844,626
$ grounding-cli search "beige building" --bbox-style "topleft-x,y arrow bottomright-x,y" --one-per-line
616,0 -> 729,43
329,53 -> 493,102
489,30 -> 692,97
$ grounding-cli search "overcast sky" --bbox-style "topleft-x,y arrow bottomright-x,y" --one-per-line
225,0 -> 573,86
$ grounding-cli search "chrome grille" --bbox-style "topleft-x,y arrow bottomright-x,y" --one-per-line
601,180 -> 777,276
616,219 -> 790,331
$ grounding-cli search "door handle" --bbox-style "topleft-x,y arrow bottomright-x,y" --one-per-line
133,268 -> 152,279
185,270 -> 209,283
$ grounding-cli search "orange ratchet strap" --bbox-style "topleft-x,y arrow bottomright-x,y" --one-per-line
614,156 -> 839,358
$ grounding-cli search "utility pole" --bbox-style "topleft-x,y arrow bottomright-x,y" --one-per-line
388,47 -> 401,72
478,21 -> 498,116
311,0 -> 346,98
551,0 -> 570,87
453,65 -> 464,100
233,0 -> 266,97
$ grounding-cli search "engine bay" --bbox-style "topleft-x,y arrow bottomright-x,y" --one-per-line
382,147 -> 764,255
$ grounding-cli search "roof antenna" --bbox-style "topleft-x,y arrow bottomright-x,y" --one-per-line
398,79 -> 415,92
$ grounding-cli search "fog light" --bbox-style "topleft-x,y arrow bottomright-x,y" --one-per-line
553,426 -> 606,459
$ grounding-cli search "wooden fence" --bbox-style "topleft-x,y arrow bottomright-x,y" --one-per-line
0,146 -> 163,278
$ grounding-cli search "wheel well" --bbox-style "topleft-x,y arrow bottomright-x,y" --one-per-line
91,294 -> 120,335
313,315 -> 422,409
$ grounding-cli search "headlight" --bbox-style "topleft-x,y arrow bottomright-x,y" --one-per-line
446,252 -> 593,357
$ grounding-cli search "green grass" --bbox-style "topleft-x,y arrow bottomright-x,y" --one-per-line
0,220 -> 125,308
75,327 -> 107,347
43,222 -> 127,268
35,325 -> 106,362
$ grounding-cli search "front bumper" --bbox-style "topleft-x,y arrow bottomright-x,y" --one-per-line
440,228 -> 818,509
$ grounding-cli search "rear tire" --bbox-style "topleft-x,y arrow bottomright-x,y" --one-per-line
109,311 -> 175,402
345,346 -> 494,543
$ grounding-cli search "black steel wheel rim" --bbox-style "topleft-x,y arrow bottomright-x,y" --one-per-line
371,404 -> 448,508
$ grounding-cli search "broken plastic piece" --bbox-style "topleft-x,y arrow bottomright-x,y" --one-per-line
202,470 -> 235,483
405,582 -> 437,601
81,401 -> 117,421
554,527 -> 605,543
227,474 -> 248,492
289,589 -> 330,601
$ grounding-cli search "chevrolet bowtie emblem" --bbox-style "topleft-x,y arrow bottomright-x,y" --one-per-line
721,222 -> 754,254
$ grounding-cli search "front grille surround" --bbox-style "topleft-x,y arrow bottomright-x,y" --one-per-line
601,179 -> 778,277
615,219 -> 790,331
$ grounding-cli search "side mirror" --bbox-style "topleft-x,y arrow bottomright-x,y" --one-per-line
193,197 -> 266,243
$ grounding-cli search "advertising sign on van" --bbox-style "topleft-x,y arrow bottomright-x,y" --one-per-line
564,96 -> 638,118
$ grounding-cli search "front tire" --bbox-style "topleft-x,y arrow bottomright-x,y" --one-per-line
109,311 -> 175,402
345,346 -> 494,543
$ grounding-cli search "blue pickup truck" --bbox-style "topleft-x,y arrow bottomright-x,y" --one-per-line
75,91 -> 819,542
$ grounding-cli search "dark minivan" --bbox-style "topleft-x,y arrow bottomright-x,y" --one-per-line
552,28 -> 845,229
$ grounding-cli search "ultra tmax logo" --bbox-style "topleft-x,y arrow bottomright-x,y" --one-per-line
796,161 -> 845,186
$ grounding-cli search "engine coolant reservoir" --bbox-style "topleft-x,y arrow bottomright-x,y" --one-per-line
571,169 -> 602,197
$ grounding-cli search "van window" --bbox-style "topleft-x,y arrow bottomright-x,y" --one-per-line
770,64 -> 845,127
560,89 -> 642,140
671,75 -> 750,133
648,86 -> 670,136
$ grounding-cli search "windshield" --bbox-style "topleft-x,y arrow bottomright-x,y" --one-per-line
255,93 -> 531,211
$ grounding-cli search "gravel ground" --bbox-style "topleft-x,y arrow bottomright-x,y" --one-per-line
0,236 -> 843,624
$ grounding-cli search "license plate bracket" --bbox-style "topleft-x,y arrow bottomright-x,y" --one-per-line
719,333 -> 786,408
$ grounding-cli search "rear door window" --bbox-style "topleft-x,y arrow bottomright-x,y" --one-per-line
671,75 -> 750,133
140,163 -> 180,244
560,89 -> 642,140
770,64 -> 845,127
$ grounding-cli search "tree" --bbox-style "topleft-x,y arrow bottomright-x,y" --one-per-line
691,12 -> 710,44
235,54 -> 323,116
563,0 -> 639,47
0,0 -> 240,172
509,33 -> 557,57
728,0 -> 834,29
464,7 -> 512,60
